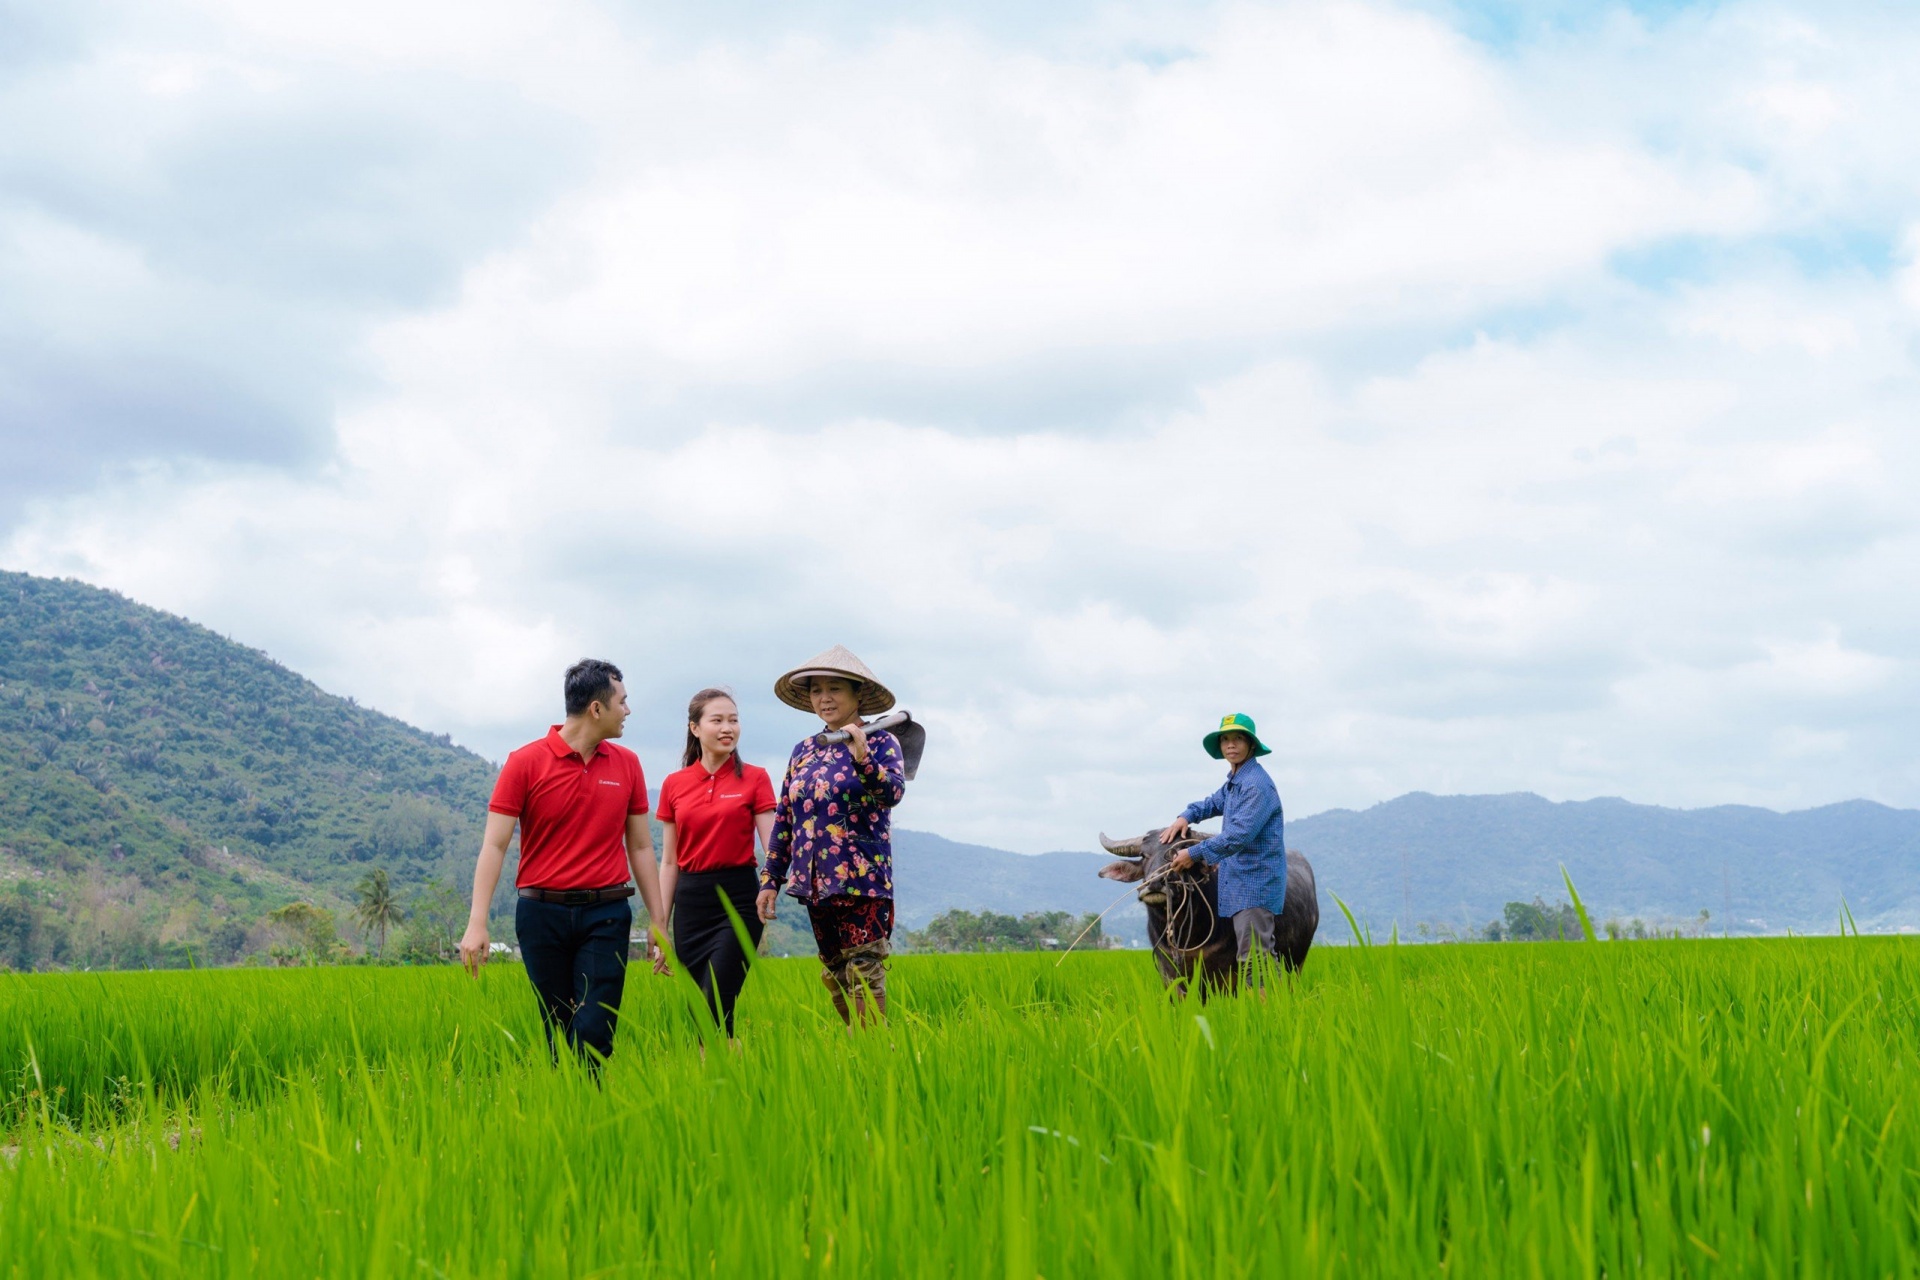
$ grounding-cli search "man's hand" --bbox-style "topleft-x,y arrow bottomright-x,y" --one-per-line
463,814 -> 514,978
1170,849 -> 1196,873
458,922 -> 490,977
756,889 -> 780,922
1163,815 -> 1191,844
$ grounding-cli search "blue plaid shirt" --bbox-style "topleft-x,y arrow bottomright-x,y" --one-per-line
1183,759 -> 1287,917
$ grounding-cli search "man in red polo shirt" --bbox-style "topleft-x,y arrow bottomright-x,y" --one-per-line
458,658 -> 666,1067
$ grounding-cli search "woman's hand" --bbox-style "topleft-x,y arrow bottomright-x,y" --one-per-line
756,889 -> 780,922
650,938 -> 671,976
843,719 -> 869,764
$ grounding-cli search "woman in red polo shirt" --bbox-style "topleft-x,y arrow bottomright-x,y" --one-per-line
656,687 -> 777,1039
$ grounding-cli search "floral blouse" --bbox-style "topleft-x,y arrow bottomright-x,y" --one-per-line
760,728 -> 906,902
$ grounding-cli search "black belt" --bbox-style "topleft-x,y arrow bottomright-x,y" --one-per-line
675,863 -> 757,880
518,884 -> 635,905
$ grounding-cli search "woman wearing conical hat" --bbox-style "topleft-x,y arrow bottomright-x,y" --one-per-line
755,645 -> 907,1025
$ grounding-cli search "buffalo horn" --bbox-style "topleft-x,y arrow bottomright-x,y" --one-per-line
1098,832 -> 1144,858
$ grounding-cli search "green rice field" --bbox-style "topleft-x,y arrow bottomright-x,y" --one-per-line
4,939 -> 1919,1277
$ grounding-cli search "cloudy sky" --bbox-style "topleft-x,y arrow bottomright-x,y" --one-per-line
4,0 -> 1917,850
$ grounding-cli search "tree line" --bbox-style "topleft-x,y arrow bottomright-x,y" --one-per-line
902,909 -> 1112,953
0,867 -> 470,971
1403,897 -> 1719,943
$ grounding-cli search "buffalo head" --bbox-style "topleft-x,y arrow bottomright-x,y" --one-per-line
1098,825 -> 1234,989
1099,827 -> 1210,921
1097,825 -> 1321,992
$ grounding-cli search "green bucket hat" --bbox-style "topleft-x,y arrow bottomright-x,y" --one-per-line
1203,712 -> 1272,760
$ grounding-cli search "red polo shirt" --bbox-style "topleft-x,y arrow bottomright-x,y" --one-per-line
489,727 -> 649,890
655,760 -> 775,874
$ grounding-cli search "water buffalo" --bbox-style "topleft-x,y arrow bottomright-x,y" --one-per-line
1097,826 -> 1319,995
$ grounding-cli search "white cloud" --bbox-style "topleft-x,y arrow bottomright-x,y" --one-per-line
355,4 -> 1754,402
6,0 -> 1920,848
1898,223 -> 1920,310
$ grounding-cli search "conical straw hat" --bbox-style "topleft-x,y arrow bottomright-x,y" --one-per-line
775,644 -> 896,715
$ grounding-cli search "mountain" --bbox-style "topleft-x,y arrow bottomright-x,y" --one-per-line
891,831 -> 1147,942
1289,791 -> 1920,940
0,570 -> 496,966
909,793 -> 1920,945
6,569 -> 1917,968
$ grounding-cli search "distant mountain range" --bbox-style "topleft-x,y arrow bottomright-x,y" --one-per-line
4,569 -> 1915,968
899,790 -> 1920,944
1285,792 -> 1920,940
891,831 -> 1150,941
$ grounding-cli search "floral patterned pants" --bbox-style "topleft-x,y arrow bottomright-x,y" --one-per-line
806,895 -> 893,997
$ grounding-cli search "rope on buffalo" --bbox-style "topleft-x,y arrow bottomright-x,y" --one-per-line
1163,869 -> 1218,959
1052,863 -> 1180,965
1053,858 -> 1218,965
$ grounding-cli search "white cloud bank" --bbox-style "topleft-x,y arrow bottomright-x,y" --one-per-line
6,0 -> 1919,849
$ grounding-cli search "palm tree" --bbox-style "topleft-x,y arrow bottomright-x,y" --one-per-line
352,868 -> 404,957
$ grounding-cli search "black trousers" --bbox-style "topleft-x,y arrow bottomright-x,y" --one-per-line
672,864 -> 764,1038
515,896 -> 632,1065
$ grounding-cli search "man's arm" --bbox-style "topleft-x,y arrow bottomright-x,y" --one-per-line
1192,778 -> 1279,866
1185,782 -> 1229,826
459,812 -> 517,976
626,814 -> 667,947
1165,781 -> 1229,846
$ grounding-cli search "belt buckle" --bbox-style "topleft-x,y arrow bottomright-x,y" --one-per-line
564,889 -> 594,905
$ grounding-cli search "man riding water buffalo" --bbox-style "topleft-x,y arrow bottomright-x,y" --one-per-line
1100,713 -> 1317,994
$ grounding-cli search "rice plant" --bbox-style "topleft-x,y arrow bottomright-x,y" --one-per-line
3,939 -> 1918,1276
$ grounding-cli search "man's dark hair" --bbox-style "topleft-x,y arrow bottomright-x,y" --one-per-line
564,659 -> 624,716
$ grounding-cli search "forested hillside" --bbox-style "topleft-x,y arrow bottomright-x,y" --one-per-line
0,571 -> 497,967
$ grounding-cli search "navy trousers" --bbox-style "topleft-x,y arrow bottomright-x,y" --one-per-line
515,896 -> 632,1066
